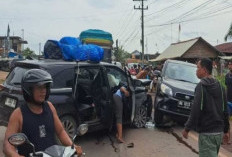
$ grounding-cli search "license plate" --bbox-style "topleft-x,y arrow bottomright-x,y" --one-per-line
177,101 -> 191,109
5,97 -> 16,108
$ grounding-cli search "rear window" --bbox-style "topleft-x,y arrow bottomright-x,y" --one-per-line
52,68 -> 75,88
5,65 -> 75,89
5,67 -> 29,87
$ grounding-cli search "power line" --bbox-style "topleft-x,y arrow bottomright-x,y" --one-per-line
118,14 -> 140,42
146,2 -> 232,28
145,0 -> 188,18
115,10 -> 137,39
114,8 -> 134,38
167,0 -> 215,24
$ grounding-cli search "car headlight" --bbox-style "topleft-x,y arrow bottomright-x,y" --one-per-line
160,83 -> 173,96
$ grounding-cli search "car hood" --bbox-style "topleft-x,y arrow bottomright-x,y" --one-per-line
163,78 -> 197,94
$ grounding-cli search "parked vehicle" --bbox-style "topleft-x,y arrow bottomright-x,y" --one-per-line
154,60 -> 200,125
0,59 -> 149,138
7,124 -> 88,157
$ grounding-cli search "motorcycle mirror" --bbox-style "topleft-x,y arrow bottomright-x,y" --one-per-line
8,133 -> 36,156
8,133 -> 28,147
77,124 -> 88,136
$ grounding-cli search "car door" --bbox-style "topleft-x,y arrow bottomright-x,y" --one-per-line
91,66 -> 113,128
105,66 -> 135,123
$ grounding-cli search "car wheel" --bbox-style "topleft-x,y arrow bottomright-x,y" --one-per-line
61,115 -> 78,139
154,108 -> 163,125
133,105 -> 147,128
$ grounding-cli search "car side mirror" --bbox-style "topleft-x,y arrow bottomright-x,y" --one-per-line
134,79 -> 142,86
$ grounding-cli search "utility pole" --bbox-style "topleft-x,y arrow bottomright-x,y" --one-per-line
39,42 -> 41,55
6,24 -> 10,56
133,0 -> 148,65
178,23 -> 181,42
145,37 -> 148,60
21,29 -> 24,52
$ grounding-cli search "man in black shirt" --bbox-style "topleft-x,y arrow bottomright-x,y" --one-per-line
182,58 -> 230,157
225,61 -> 232,144
3,69 -> 82,157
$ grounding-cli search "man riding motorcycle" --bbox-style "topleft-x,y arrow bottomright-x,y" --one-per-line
3,69 -> 82,157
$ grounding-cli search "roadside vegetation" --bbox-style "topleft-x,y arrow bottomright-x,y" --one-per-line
216,75 -> 226,88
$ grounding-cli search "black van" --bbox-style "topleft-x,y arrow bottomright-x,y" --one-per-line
0,59 -> 149,138
154,60 -> 200,125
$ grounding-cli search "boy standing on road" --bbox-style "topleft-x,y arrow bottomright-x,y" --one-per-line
182,58 -> 230,157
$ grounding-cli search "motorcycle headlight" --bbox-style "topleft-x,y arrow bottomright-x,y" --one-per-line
160,83 -> 173,96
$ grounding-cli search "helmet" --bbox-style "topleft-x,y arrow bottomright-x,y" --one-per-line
21,69 -> 53,103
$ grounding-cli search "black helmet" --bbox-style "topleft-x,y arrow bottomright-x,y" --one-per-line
21,69 -> 53,103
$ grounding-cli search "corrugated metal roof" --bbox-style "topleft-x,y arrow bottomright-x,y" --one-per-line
150,38 -> 199,62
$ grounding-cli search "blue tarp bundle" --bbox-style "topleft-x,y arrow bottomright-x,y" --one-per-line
44,36 -> 104,62
8,52 -> 18,58
60,37 -> 81,46
8,52 -> 23,58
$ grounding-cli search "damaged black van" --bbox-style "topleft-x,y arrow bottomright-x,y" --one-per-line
0,59 -> 150,138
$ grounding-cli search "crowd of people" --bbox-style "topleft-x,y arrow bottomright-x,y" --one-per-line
127,63 -> 161,80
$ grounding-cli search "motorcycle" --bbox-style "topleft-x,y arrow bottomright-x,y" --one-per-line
8,124 -> 88,157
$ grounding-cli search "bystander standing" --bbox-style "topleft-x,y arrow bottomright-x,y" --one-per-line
182,58 -> 230,157
225,61 -> 232,144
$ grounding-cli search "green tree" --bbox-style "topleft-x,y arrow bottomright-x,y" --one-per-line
22,47 -> 36,58
225,22 -> 232,41
113,46 -> 131,63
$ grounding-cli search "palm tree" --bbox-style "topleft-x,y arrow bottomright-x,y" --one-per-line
225,22 -> 232,41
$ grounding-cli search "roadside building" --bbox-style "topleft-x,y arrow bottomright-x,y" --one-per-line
150,37 -> 222,63
215,42 -> 232,56
0,36 -> 27,56
127,50 -> 160,65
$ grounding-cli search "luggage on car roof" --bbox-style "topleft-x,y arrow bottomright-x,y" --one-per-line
79,29 -> 113,47
44,37 -> 104,62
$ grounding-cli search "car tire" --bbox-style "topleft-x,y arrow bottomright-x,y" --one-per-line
61,115 -> 78,139
154,108 -> 163,126
133,105 -> 147,128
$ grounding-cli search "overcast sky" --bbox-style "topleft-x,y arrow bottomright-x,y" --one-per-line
1,0 -> 232,55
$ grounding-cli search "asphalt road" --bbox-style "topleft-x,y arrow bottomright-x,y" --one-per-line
1,123 -> 232,157
0,124 -> 199,157
77,125 -> 199,157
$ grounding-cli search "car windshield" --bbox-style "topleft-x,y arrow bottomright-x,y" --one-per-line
164,62 -> 200,84
5,67 -> 29,87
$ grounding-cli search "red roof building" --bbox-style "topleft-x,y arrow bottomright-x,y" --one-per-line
215,42 -> 232,56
